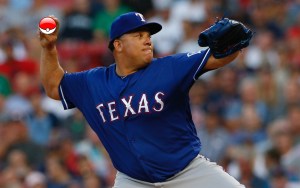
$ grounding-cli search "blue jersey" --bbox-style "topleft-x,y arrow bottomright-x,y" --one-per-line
59,49 -> 211,182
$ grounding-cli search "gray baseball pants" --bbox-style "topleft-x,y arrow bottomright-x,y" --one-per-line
113,155 -> 245,188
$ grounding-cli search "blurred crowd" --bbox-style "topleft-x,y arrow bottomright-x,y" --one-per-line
1,0 -> 300,187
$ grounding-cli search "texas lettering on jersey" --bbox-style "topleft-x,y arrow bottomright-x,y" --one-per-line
96,92 -> 165,123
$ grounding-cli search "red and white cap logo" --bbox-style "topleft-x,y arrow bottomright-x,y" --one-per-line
39,17 -> 56,34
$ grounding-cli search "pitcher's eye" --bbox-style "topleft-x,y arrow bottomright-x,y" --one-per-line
134,33 -> 142,38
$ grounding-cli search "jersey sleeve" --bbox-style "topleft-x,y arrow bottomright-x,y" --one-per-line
169,48 -> 211,90
58,71 -> 89,110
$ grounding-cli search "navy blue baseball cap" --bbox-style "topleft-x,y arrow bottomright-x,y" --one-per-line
108,12 -> 162,50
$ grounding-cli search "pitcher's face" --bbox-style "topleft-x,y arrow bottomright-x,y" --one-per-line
116,30 -> 154,66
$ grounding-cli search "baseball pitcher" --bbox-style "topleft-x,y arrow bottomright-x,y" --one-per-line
39,12 -> 252,188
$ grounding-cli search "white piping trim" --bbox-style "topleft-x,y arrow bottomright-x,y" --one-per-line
193,48 -> 210,80
59,85 -> 69,109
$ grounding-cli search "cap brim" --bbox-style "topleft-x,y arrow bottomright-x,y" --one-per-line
130,22 -> 162,35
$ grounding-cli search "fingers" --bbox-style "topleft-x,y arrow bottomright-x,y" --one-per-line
38,15 -> 59,48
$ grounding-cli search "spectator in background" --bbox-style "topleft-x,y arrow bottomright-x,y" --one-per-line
237,103 -> 267,143
205,67 -> 240,132
57,0 -> 109,72
268,120 -> 300,180
4,72 -> 34,119
26,89 -> 54,146
148,1 -> 183,56
77,154 -> 104,188
0,32 -> 39,83
60,0 -> 94,41
45,153 -> 78,188
58,136 -> 80,177
0,114 -> 45,170
228,145 -> 270,188
244,30 -> 280,71
0,150 -> 31,187
198,109 -> 230,163
253,118 -> 290,178
64,109 -> 87,142
75,126 -> 112,186
225,77 -> 268,134
93,0 -> 131,42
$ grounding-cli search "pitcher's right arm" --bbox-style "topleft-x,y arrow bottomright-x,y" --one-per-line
39,16 -> 64,100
